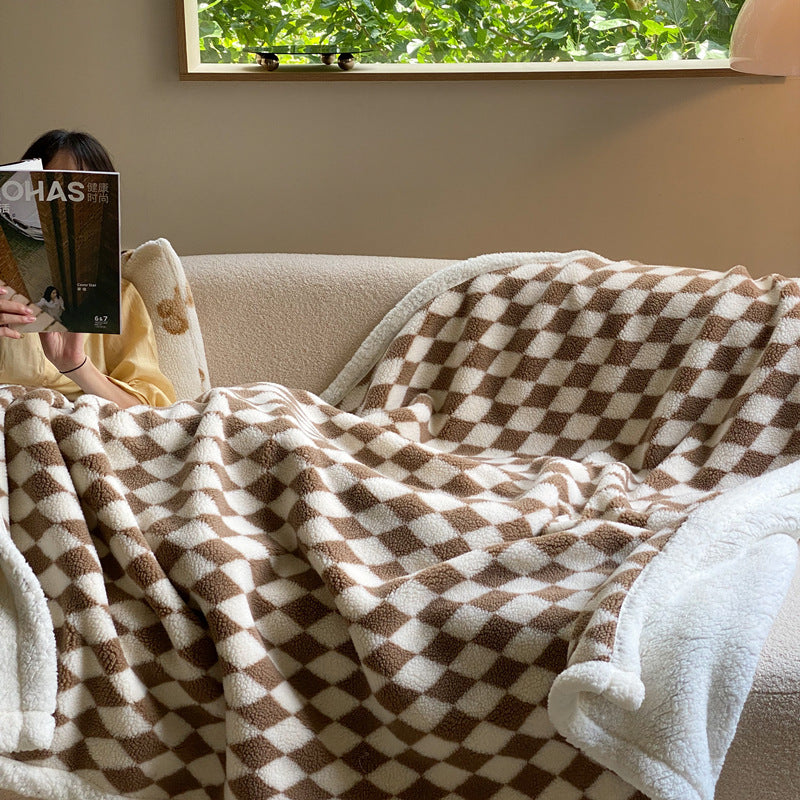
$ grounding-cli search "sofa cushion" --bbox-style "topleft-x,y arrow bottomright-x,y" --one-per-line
716,561 -> 800,799
180,253 -> 456,393
122,239 -> 211,400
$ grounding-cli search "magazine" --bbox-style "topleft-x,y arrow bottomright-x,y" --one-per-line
0,159 -> 120,334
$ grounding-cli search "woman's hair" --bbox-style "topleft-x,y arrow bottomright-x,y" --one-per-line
22,130 -> 115,172
43,286 -> 59,301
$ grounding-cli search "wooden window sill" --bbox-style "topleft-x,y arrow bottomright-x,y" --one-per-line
178,59 -> 742,82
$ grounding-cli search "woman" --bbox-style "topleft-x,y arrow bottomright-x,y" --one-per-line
0,130 -> 175,408
35,286 -> 65,321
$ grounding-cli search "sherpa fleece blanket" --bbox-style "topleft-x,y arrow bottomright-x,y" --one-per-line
0,250 -> 799,800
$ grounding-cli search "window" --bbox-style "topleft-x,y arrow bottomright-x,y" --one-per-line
177,0 -> 742,78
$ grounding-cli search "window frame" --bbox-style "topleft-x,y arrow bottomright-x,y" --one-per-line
177,0 -> 738,81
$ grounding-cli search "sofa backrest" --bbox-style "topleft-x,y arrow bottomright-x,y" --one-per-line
180,253 -> 455,394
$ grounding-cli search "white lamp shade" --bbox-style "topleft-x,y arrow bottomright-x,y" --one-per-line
729,0 -> 800,76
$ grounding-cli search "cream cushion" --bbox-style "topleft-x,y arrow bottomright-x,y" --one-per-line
122,239 -> 211,400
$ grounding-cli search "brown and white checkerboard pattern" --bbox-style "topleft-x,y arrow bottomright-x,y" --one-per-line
4,252 -> 800,800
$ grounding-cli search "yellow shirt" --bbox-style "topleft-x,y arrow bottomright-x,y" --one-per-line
0,280 -> 176,407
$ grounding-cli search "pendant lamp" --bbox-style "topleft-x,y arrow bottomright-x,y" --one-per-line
729,0 -> 800,76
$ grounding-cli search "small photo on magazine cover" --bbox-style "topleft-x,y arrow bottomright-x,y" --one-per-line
0,168 -> 120,334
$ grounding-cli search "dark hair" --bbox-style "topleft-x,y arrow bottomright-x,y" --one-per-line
43,286 -> 59,301
22,130 -> 115,172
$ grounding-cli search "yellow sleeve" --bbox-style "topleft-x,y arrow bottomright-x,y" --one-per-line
90,281 -> 177,407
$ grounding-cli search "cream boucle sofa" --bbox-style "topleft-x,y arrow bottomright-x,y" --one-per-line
176,251 -> 800,800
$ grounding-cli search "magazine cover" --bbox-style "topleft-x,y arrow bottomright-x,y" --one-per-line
0,160 -> 120,334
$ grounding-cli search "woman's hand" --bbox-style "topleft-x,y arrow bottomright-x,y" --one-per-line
0,287 -> 37,338
39,331 -> 87,373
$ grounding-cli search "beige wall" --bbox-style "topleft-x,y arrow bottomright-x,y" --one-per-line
2,0 -> 799,276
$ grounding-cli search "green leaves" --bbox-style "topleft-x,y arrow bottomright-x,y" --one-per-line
657,0 -> 688,24
563,0 -> 598,14
198,19 -> 223,38
197,0 -> 745,64
589,17 -> 637,31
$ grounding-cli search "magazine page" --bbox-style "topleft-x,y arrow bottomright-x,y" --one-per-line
0,159 -> 43,171
0,167 -> 120,334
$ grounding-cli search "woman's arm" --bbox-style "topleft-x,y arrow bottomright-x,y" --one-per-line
39,331 -> 143,408
97,282 -> 177,407
1,287 -> 144,406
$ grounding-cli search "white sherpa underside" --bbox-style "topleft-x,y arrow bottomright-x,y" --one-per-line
0,517 -> 57,753
549,460 -> 800,800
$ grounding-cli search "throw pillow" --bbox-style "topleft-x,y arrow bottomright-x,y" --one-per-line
122,238 -> 211,400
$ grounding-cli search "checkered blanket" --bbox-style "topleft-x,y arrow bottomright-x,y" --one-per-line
1,251 -> 800,800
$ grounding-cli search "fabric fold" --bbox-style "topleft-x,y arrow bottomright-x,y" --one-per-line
0,517 -> 57,752
549,465 -> 800,800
